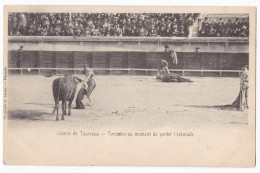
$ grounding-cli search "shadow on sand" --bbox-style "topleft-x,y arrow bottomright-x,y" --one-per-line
8,109 -> 52,121
171,104 -> 239,111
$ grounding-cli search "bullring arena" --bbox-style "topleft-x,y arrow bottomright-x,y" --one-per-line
6,35 -> 248,135
4,11 -> 254,166
7,74 -> 247,129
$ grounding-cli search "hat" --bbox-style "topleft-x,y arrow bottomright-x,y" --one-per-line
165,45 -> 169,48
242,25 -> 247,29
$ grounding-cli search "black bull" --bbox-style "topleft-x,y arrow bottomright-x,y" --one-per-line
52,75 -> 83,120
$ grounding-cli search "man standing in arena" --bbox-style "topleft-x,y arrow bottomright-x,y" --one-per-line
162,45 -> 178,66
157,45 -> 178,78
158,45 -> 170,72
232,65 -> 249,110
76,64 -> 96,109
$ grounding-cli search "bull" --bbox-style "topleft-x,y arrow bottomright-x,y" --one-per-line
52,75 -> 83,120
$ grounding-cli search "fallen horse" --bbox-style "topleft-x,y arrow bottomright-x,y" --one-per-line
157,59 -> 192,83
157,72 -> 193,83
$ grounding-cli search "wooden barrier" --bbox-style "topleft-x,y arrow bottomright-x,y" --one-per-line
8,50 -> 247,77
7,37 -> 249,77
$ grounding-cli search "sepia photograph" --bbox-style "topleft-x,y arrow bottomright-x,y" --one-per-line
2,5 -> 256,167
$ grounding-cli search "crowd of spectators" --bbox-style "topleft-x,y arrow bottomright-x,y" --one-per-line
199,17 -> 249,37
8,13 -> 199,37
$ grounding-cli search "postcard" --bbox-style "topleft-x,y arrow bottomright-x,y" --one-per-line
3,6 -> 256,166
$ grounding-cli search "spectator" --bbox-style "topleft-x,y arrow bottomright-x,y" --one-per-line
224,19 -> 233,37
7,12 -> 203,37
178,25 -> 185,37
240,25 -> 248,37
107,26 -> 115,36
115,24 -> 122,36
199,17 -> 210,37
242,18 -> 249,29
139,25 -> 147,37
216,18 -> 225,36
17,13 -> 27,35
199,16 -> 249,37
148,26 -> 157,37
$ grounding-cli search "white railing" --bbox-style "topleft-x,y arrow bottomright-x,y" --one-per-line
7,67 -> 241,77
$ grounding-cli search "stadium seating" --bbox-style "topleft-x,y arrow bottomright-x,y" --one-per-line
8,13 -> 199,37
8,13 -> 249,38
198,14 -> 249,37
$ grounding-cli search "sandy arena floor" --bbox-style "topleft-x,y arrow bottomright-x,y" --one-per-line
4,74 -> 253,166
6,75 -> 247,129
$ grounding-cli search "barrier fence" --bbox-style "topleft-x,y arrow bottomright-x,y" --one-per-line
8,67 -> 242,77
8,50 -> 247,77
8,37 -> 249,77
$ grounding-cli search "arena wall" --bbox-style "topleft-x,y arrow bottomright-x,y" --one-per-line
7,36 -> 249,77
